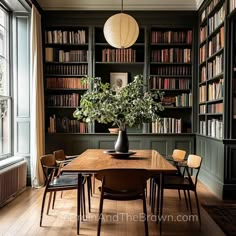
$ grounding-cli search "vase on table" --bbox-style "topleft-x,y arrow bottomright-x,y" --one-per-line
114,130 -> 129,153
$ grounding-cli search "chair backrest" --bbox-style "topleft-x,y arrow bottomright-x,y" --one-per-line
172,149 -> 186,161
40,154 -> 57,181
53,149 -> 66,161
186,154 -> 202,187
95,169 -> 150,193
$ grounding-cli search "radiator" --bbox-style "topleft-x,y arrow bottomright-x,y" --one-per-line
0,159 -> 27,206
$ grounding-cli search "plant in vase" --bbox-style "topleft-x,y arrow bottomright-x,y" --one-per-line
73,75 -> 164,153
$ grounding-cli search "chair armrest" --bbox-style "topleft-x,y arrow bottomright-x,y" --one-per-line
56,159 -> 71,164
65,155 -> 78,160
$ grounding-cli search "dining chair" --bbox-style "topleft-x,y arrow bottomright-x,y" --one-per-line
156,154 -> 202,233
53,149 -> 92,213
150,149 -> 187,213
40,154 -> 87,226
95,169 -> 150,236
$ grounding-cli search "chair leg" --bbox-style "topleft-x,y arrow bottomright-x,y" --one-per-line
178,190 -> 181,200
61,191 -> 63,198
97,194 -> 104,236
156,182 -> 160,223
142,192 -> 149,236
82,184 -> 86,219
151,180 -> 156,214
194,190 -> 201,227
87,177 -> 91,212
93,174 -> 96,194
149,178 -> 152,206
40,190 -> 47,226
183,190 -> 189,210
52,192 -> 57,209
187,190 -> 192,214
47,192 -> 53,215
159,178 -> 164,235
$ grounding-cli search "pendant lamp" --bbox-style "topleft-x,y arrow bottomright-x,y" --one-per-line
103,0 -> 139,49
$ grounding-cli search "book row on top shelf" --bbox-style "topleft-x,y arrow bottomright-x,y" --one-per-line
200,0 -> 225,24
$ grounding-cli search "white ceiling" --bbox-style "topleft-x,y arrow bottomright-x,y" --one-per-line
36,0 -> 205,11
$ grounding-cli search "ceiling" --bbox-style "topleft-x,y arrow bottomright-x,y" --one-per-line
36,0 -> 204,11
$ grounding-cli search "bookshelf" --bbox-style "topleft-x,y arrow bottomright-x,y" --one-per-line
198,0 -> 225,140
149,28 -> 193,134
44,27 -> 90,134
93,26 -> 146,133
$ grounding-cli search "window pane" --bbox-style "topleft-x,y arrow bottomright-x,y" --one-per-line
0,97 -> 10,155
0,8 -> 6,28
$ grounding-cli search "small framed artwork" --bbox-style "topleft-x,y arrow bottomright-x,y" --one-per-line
110,72 -> 128,92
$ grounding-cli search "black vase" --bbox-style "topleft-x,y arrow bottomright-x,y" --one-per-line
114,130 -> 129,153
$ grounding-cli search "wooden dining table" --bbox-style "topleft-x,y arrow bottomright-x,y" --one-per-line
62,149 -> 177,235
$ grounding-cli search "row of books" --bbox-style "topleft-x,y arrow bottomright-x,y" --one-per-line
199,104 -> 206,114
151,77 -> 191,90
45,48 -> 88,62
151,30 -> 192,44
199,85 -> 207,102
199,119 -> 223,139
208,5 -> 225,35
208,79 -> 224,101
48,115 -> 88,133
230,0 -> 236,12
101,48 -> 137,63
208,27 -> 224,57
46,77 -> 88,89
200,66 -> 206,82
151,117 -> 182,134
161,93 -> 192,107
200,25 -> 207,43
45,64 -> 88,75
208,54 -> 223,78
45,30 -> 86,44
47,94 -> 79,107
200,44 -> 206,64
151,48 -> 191,63
208,103 -> 223,113
200,0 -> 221,23
199,103 -> 223,114
151,65 -> 191,76
207,0 -> 221,15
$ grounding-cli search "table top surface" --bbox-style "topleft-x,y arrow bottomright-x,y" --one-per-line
62,149 -> 176,174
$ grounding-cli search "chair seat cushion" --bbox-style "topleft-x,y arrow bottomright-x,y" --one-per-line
102,187 -> 142,200
50,175 -> 78,187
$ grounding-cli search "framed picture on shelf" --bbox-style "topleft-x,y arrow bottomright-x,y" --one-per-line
110,72 -> 128,92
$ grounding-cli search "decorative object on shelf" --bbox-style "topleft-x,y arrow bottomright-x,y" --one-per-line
110,72 -> 128,93
103,0 -> 139,49
73,75 -> 164,152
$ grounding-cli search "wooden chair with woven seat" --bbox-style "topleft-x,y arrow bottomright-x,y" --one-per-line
95,169 -> 150,236
53,149 -> 92,213
40,154 -> 87,226
157,154 -> 203,233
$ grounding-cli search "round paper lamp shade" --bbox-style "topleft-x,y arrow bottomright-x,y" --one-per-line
103,13 -> 139,49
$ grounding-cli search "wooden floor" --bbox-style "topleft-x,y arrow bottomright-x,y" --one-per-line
0,180 -> 226,236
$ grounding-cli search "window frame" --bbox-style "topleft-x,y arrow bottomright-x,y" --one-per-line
0,4 -> 12,160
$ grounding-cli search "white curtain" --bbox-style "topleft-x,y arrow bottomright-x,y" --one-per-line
30,5 -> 45,187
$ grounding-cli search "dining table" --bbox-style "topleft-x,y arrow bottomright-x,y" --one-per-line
62,149 -> 177,235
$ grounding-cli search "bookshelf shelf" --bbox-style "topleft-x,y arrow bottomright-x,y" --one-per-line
198,0 -> 225,140
44,26 -> 90,134
150,27 -> 193,134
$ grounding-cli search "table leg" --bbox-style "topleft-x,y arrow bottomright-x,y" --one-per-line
77,173 -> 82,235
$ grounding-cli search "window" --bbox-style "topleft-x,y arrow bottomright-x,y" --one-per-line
0,6 -> 10,158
